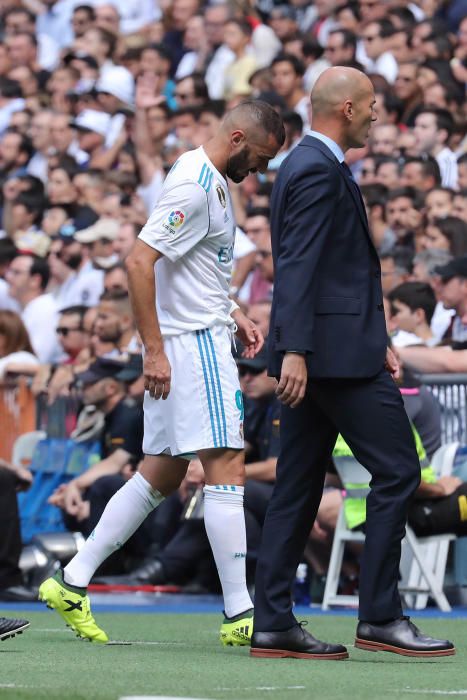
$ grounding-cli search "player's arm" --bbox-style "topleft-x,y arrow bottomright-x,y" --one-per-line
126,239 -> 170,399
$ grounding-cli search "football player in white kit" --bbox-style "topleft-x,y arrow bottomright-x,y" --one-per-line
39,101 -> 285,645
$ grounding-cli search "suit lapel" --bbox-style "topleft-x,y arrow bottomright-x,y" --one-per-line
300,136 -> 376,251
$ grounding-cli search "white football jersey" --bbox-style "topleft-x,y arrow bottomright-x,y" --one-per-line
139,147 -> 237,335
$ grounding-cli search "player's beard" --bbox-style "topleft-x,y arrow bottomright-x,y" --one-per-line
226,145 -> 251,183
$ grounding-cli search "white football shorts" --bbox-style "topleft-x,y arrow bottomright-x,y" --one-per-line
143,325 -> 244,458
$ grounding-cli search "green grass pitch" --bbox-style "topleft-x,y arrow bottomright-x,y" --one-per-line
0,610 -> 465,700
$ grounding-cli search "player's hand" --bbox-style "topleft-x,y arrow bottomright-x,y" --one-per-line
232,309 -> 264,358
276,352 -> 307,407
385,346 -> 400,380
144,350 -> 171,399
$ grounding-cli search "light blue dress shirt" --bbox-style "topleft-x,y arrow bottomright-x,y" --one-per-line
308,130 -> 345,164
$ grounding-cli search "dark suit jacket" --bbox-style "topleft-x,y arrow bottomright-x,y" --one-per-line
268,135 -> 387,379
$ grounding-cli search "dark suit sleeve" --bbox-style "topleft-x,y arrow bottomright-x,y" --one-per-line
274,163 -> 339,353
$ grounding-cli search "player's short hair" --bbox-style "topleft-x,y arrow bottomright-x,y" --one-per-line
230,100 -> 285,148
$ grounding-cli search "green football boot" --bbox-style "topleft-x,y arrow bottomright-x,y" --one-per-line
39,571 -> 108,643
220,608 -> 254,646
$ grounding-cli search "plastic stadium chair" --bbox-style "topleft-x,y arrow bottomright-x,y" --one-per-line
11,430 -> 47,470
322,445 -> 459,613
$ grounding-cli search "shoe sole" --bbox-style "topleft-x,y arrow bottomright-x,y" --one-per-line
250,648 -> 349,660
355,638 -> 456,657
38,588 -> 107,644
0,622 -> 30,641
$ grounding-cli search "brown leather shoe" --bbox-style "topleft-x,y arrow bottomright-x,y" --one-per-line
355,616 -> 455,657
251,621 -> 348,660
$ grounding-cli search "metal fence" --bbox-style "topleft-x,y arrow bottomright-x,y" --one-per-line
418,373 -> 467,445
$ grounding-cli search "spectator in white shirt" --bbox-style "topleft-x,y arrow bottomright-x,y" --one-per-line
413,108 -> 459,190
359,19 -> 398,83
5,254 -> 61,363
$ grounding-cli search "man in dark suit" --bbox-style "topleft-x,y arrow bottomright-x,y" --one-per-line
251,67 -> 455,660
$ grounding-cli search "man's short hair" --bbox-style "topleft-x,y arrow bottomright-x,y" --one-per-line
27,255 -> 49,291
386,186 -> 423,208
224,18 -> 253,37
388,281 -> 437,324
245,206 -> 270,221
200,99 -> 226,119
282,109 -> 303,137
176,72 -> 209,100
380,246 -> 413,275
232,100 -> 286,148
360,184 -> 389,210
403,156 -> 441,187
12,192 -> 45,225
416,107 -> 455,140
271,53 -> 305,77
328,28 -> 357,51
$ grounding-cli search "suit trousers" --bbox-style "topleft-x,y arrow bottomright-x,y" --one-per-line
254,369 -> 421,630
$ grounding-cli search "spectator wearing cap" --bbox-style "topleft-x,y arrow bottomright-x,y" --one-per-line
359,19 -> 399,83
222,19 -> 257,101
413,108 -> 459,190
74,218 -> 120,271
73,109 -> 112,167
399,258 -> 467,373
95,65 -> 135,151
49,356 -> 144,545
271,53 -> 309,130
5,254 -> 61,363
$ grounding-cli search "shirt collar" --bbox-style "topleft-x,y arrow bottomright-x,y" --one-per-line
308,130 -> 345,163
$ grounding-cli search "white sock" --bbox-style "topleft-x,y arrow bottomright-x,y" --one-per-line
203,484 -> 253,618
64,472 -> 164,587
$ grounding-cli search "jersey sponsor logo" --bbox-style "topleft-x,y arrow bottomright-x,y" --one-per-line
216,184 -> 227,208
163,209 -> 186,235
218,244 -> 234,264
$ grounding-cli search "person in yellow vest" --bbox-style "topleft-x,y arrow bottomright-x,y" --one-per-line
334,428 -> 467,537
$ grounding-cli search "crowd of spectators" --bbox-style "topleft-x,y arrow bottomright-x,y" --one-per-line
0,0 -> 466,600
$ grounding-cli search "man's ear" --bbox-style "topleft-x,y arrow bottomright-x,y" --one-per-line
231,129 -> 246,148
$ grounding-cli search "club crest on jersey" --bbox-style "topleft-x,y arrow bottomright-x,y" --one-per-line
216,185 -> 227,208
163,209 -> 185,235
